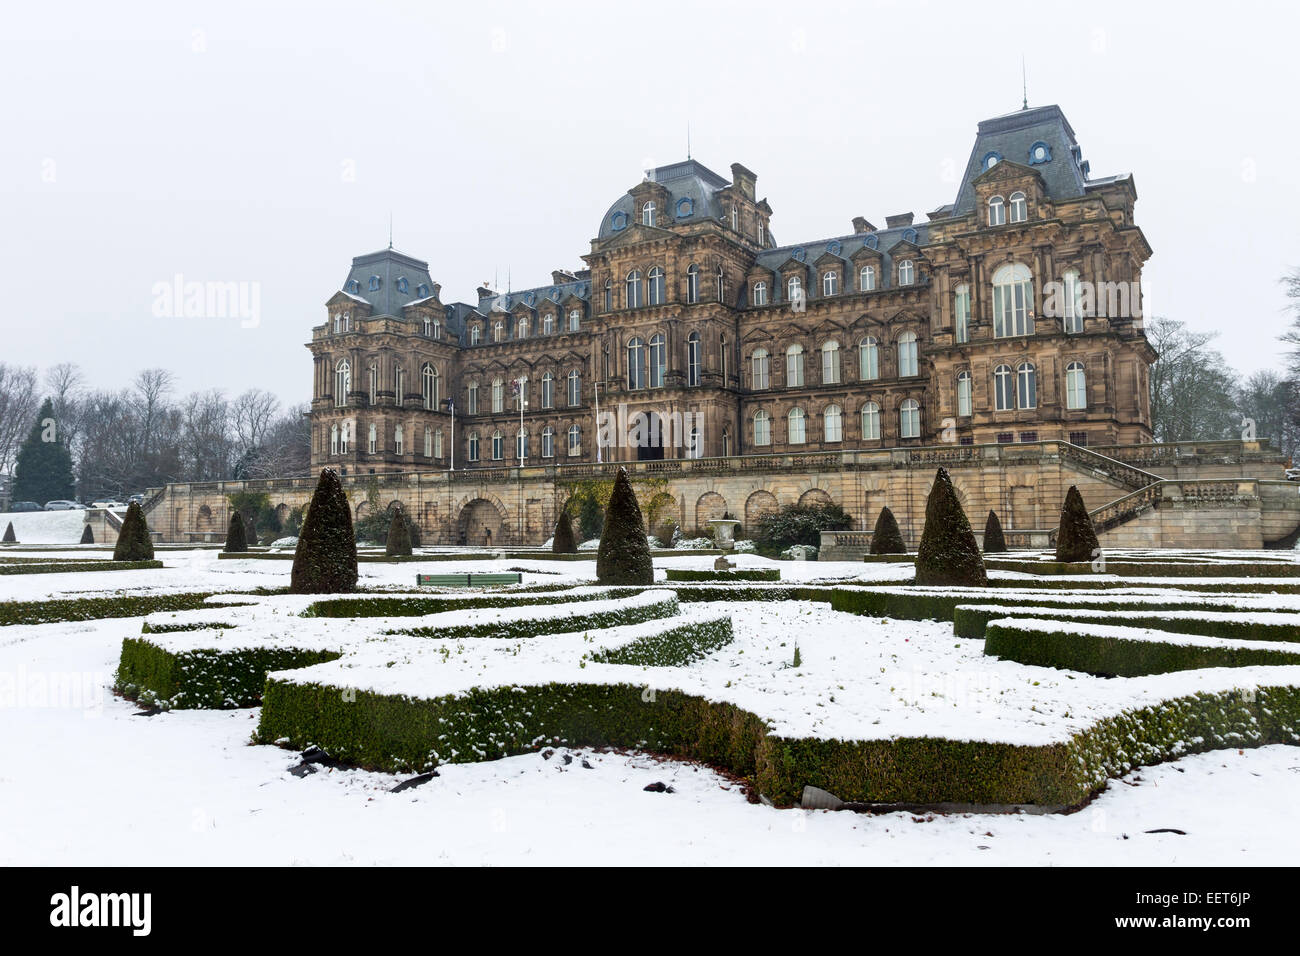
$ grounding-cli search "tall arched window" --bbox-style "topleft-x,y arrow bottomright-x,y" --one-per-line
1066,361 -> 1087,410
567,424 -> 581,456
517,316 -> 530,338
434,428 -> 443,458
394,423 -> 404,455
492,321 -> 504,342
339,422 -> 349,454
988,195 -> 1006,226
687,332 -> 701,386
993,263 -> 1034,337
368,364 -> 377,406
860,265 -> 876,291
649,333 -> 666,387
543,313 -> 555,334
466,381 -> 478,415
1009,191 -> 1027,223
626,271 -> 642,309
367,422 -> 377,454
470,324 -> 481,345
686,264 -> 700,304
330,423 -> 338,454
753,409 -> 771,446
994,364 -> 1014,411
516,427 -> 529,461
821,341 -> 840,383
822,270 -> 839,296
642,201 -> 655,226
491,378 -> 504,413
568,309 -> 580,332
859,336 -> 879,380
647,267 -> 665,306
541,426 -> 555,458
715,265 -> 725,301
424,425 -> 432,458
898,260 -> 915,286
954,283 -> 971,344
1017,362 -> 1038,409
788,407 -> 806,444
1062,269 -> 1084,333
687,426 -> 702,459
824,404 -> 843,442
567,371 -> 581,406
627,337 -> 646,389
957,370 -> 972,417
787,275 -> 802,301
751,348 -> 770,389
467,432 -> 479,461
422,364 -> 438,410
603,279 -> 612,313
861,402 -> 880,440
786,344 -> 804,387
898,331 -> 918,377
491,430 -> 503,460
394,365 -> 405,405
541,372 -> 554,409
752,281 -> 767,306
334,360 -> 350,407
720,334 -> 729,383
900,399 -> 920,438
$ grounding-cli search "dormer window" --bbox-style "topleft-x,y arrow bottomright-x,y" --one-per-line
898,260 -> 915,286
542,313 -> 554,334
568,309 -> 580,332
396,276 -> 409,294
346,279 -> 360,294
642,201 -> 656,226
368,275 -> 381,291
822,270 -> 839,296
1009,191 -> 1027,223
988,196 -> 1006,226
860,265 -> 876,291
982,151 -> 1002,170
517,316 -> 530,338
470,324 -> 481,345
416,283 -> 430,298
752,281 -> 767,306
787,276 -> 801,301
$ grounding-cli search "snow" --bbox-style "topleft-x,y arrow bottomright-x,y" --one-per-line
0,509 -> 90,544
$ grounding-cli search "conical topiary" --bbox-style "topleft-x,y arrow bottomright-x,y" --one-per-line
552,508 -> 577,554
2,522 -> 16,543
290,468 -> 358,593
80,524 -> 94,544
914,467 -> 987,587
408,518 -> 421,549
1055,485 -> 1100,563
869,506 -> 906,554
385,504 -> 413,557
983,510 -> 1007,553
223,511 -> 248,553
596,467 -> 653,585
242,512 -> 259,547
113,501 -> 155,561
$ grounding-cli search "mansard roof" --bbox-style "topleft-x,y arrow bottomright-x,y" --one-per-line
752,223 -> 929,279
597,159 -> 740,241
340,247 -> 435,318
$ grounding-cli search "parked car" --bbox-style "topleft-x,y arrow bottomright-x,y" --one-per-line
127,494 -> 145,504
1286,467 -> 1300,481
90,500 -> 126,509
10,501 -> 41,512
43,500 -> 83,511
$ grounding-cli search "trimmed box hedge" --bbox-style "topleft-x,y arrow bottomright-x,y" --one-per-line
0,559 -> 162,576
588,616 -> 733,667
983,558 -> 1300,578
301,588 -> 646,619
953,604 -> 1300,642
663,568 -> 781,582
0,591 -> 251,628
389,594 -> 680,640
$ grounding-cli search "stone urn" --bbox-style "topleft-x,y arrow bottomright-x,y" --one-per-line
708,518 -> 741,550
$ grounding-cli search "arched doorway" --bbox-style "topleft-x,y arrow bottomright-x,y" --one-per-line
458,499 -> 505,547
633,410 -> 664,461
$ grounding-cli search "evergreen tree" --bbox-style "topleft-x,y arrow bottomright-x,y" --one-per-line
223,512 -> 248,553
552,508 -> 577,554
385,504 -> 413,557
983,510 -> 1007,553
113,501 -> 155,561
290,469 -> 358,593
242,511 -> 259,547
578,495 -> 604,541
80,524 -> 94,544
12,398 -> 76,505
1055,485 -> 1100,563
596,468 -> 653,585
2,522 -> 16,543
407,518 -> 421,549
914,467 -> 987,587
869,506 -> 906,554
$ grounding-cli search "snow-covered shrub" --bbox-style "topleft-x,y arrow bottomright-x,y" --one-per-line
578,538 -> 601,551
781,544 -> 818,560
732,539 -> 756,553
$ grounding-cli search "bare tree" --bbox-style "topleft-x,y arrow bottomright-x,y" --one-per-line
0,363 -> 39,476
243,403 -> 311,478
181,389 -> 235,481
232,388 -> 280,460
1147,316 -> 1240,443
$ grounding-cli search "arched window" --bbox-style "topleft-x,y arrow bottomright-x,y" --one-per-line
368,364 -> 377,406
647,267 -> 665,306
517,316 -> 530,338
470,324 -> 482,345
898,260 -> 915,286
568,309 -> 580,332
687,332 -> 701,386
786,344 -> 804,387
824,404 -> 843,442
715,265 -> 725,301
822,270 -> 839,296
898,331 -> 918,377
753,409 -> 771,446
720,334 -> 728,382
788,407 -> 806,444
723,427 -> 732,457
567,370 -> 581,406
626,270 -> 642,309
859,336 -> 879,380
334,360 -> 350,407
787,275 -> 802,301
1066,361 -> 1087,410
861,402 -> 881,440
994,364 -> 1014,411
492,320 -> 504,342
435,427 -> 443,458
422,364 -> 438,410
394,365 -> 405,405
627,337 -> 646,390
603,279 -> 612,313
731,204 -> 738,231
541,372 -> 554,409
1017,362 -> 1037,409
752,281 -> 767,306
339,422 -> 349,454
491,430 -> 504,460
329,423 -> 339,455
686,264 -> 700,304
540,312 -> 555,334
1062,269 -> 1084,333
649,333 -> 666,387
1009,191 -> 1027,223
992,263 -> 1034,337
751,348 -> 770,389
541,426 -> 555,458
859,265 -> 876,291
900,399 -> 920,438
821,341 -> 840,384
491,378 -> 504,413
394,423 -> 404,455
516,428 -> 528,461
988,195 -> 1006,226
687,426 -> 702,459
954,283 -> 971,344
567,424 -> 581,457
424,425 -> 432,458
466,381 -> 479,415
468,432 -> 480,462
367,422 -> 377,454
642,201 -> 655,226
957,370 -> 973,417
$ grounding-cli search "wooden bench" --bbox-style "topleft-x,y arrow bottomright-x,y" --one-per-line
416,572 -> 522,588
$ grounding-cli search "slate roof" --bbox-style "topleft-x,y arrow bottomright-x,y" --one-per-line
596,159 -> 749,241
341,248 -> 437,317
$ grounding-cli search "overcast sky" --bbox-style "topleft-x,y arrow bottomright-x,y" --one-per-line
3,0 -> 1297,408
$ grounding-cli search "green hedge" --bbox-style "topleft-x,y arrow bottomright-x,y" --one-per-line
983,622 -> 1300,677
0,591 -> 252,628
984,558 -> 1300,578
117,636 -> 341,708
588,617 -> 734,667
302,588 -> 646,619
954,604 -> 1300,642
663,568 -> 781,582
390,595 -> 680,639
0,560 -> 162,576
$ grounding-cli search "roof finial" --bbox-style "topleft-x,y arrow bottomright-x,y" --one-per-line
1021,56 -> 1028,110
687,121 -> 691,160
388,211 -> 393,249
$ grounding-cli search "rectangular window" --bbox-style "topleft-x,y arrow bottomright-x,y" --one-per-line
1069,430 -> 1089,447
1018,431 -> 1038,443
996,432 -> 1014,444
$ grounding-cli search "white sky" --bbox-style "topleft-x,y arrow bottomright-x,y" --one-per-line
3,0 -> 1297,407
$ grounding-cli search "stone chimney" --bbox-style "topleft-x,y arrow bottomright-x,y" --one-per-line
730,162 -> 758,197
551,269 -> 578,284
430,282 -> 441,300
885,212 -> 915,229
852,216 -> 877,234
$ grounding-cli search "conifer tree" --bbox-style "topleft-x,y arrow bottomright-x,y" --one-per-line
552,508 -> 578,554
1055,485 -> 1100,563
223,512 -> 248,553
983,510 -> 1007,553
596,468 -> 653,585
385,504 -> 413,557
12,398 -> 76,505
2,522 -> 16,544
80,524 -> 94,544
914,467 -> 987,587
290,469 -> 358,593
242,512 -> 259,547
113,501 -> 155,561
869,506 -> 906,554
